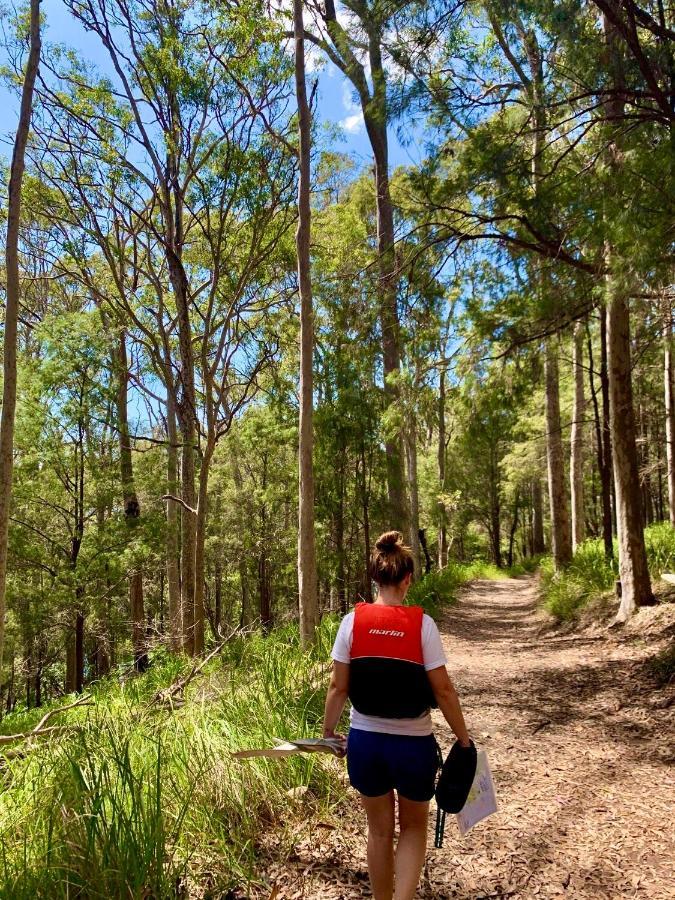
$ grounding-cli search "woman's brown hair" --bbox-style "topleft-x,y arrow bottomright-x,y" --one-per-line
368,530 -> 414,586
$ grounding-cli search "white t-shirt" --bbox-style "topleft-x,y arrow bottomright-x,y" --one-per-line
331,608 -> 447,736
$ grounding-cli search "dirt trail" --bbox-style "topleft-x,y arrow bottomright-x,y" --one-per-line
265,577 -> 675,900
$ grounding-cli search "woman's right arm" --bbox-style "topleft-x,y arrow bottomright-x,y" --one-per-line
427,665 -> 471,747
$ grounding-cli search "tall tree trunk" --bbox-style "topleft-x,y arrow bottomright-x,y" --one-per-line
603,10 -> 653,621
367,116 -> 407,532
166,238 -> 197,654
438,369 -> 448,567
570,322 -> 586,551
358,441 -> 371,601
0,0 -> 40,673
321,2 -> 407,530
75,602 -> 84,694
545,339 -> 573,568
507,492 -> 520,568
637,395 -> 654,526
587,324 -> 614,557
606,281 -> 653,619
599,313 -> 618,537
294,0 -> 318,646
179,433 -> 196,654
405,422 -> 422,578
664,299 -> 675,525
490,447 -> 502,568
116,331 -> 147,671
532,477 -> 545,554
193,442 -> 214,654
165,389 -> 182,650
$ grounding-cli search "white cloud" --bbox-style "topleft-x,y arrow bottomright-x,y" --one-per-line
341,112 -> 365,133
339,80 -> 365,134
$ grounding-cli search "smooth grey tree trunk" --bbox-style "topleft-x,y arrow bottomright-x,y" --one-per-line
570,323 -> 586,551
0,0 -> 40,674
294,0 -> 318,646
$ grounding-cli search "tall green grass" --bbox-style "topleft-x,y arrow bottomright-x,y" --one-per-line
541,522 -> 675,621
0,620 -> 345,898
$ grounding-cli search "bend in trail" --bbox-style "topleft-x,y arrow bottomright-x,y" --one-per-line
266,577 -> 675,900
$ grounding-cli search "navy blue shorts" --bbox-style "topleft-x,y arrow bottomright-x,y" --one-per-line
346,728 -> 439,802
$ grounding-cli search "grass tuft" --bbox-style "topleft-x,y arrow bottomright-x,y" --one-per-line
541,522 -> 675,621
0,619 -> 346,898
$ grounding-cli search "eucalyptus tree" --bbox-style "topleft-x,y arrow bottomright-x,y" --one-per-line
38,0 -> 296,653
0,0 -> 41,676
293,0 -> 318,646
296,0 -> 426,533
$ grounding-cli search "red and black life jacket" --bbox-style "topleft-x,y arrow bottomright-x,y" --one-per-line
348,603 -> 437,718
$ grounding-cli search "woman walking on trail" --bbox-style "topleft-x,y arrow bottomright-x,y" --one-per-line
322,531 -> 472,900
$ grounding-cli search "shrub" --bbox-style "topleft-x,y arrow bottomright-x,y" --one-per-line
540,540 -> 617,621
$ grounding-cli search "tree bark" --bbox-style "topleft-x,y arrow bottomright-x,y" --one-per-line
405,422 -> 422,578
587,323 -> 614,557
490,446 -> 502,568
438,369 -> 448,567
165,389 -> 182,651
606,282 -> 653,619
664,299 -> 675,525
603,9 -> 653,621
193,442 -> 215,654
570,322 -> 586,551
532,478 -> 546,554
294,0 -> 318,646
545,339 -> 573,568
0,0 -> 41,674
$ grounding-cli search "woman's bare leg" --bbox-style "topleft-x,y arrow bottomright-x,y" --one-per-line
393,795 -> 429,900
361,791 -> 396,900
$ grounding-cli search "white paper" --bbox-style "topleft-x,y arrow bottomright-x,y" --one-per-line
456,750 -> 498,835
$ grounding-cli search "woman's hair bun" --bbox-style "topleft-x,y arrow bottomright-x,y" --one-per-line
375,530 -> 404,552
370,530 -> 413,585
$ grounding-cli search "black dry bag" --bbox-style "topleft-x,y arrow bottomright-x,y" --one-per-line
433,739 -> 477,848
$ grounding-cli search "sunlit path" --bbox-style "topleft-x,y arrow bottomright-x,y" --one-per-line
268,578 -> 675,899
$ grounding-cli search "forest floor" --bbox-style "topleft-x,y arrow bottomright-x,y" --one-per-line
259,576 -> 675,900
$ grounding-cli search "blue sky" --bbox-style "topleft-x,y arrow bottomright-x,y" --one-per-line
0,0 -> 426,172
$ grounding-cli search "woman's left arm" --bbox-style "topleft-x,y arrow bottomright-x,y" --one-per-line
322,660 -> 350,740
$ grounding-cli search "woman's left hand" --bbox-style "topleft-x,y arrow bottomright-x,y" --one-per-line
323,730 -> 347,758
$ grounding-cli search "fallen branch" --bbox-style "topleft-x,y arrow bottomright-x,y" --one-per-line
0,694 -> 92,746
151,627 -> 240,710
